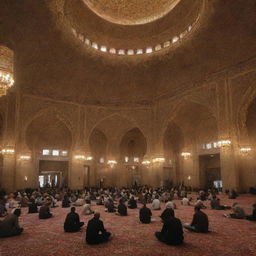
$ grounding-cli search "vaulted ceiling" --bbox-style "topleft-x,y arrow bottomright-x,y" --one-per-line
0,0 -> 255,106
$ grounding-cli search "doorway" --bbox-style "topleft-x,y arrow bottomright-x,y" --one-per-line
38,160 -> 69,188
199,154 -> 222,190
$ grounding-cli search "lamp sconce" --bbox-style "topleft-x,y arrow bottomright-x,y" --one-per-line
152,157 -> 165,164
24,176 -> 28,181
240,147 -> 252,154
1,147 -> 15,155
74,155 -> 86,160
188,175 -> 191,180
107,160 -> 117,168
19,155 -> 31,160
217,140 -> 231,147
85,156 -> 93,161
181,152 -> 191,160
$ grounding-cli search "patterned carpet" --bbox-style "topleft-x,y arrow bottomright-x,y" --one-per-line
1,194 -> 256,256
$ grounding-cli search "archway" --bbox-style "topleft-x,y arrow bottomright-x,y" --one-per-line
120,128 -> 147,186
26,111 -> 72,188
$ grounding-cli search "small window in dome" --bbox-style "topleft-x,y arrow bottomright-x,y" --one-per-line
118,49 -> 125,55
85,38 -> 91,45
100,46 -> 107,52
146,47 -> 153,54
206,143 -> 212,149
163,41 -> 170,48
155,44 -> 162,51
127,49 -> 134,55
136,49 -> 143,55
99,157 -> 104,163
172,36 -> 179,43
78,33 -> 84,42
109,48 -> 117,54
134,157 -> 139,163
92,42 -> 98,50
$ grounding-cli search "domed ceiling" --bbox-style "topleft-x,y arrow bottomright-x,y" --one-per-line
83,0 -> 181,25
0,0 -> 256,106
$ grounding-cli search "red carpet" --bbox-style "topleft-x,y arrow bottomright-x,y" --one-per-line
1,194 -> 256,256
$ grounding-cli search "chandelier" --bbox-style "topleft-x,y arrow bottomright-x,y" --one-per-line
0,46 -> 14,96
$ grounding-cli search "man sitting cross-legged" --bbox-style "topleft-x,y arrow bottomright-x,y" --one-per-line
64,207 -> 84,232
184,206 -> 209,233
86,212 -> 111,245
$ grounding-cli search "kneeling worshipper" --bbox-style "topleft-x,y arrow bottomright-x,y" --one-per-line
184,206 -> 209,233
62,195 -> 71,208
152,195 -> 161,210
246,203 -> 256,221
86,212 -> 111,245
139,203 -> 152,224
0,209 -> 23,238
39,202 -> 53,219
117,199 -> 127,216
155,208 -> 183,246
64,207 -> 84,232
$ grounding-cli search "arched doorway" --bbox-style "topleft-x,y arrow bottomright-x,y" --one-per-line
120,128 -> 147,186
26,111 -> 72,188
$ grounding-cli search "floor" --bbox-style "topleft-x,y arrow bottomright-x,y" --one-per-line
1,194 -> 256,256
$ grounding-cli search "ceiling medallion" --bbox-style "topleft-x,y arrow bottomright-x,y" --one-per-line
83,0 -> 181,25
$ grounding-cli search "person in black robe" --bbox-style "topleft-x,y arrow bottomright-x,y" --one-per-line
128,196 -> 137,209
39,203 -> 53,219
0,209 -> 23,238
155,208 -> 183,245
117,199 -> 127,216
28,198 -> 38,213
64,207 -> 84,232
184,206 -> 209,233
246,203 -> 256,221
62,195 -> 71,208
139,203 -> 152,224
86,212 -> 111,245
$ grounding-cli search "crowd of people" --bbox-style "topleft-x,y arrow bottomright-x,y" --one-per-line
0,186 -> 255,246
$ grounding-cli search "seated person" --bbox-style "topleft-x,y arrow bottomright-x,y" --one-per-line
28,198 -> 38,213
0,209 -> 23,237
39,203 -> 53,219
228,189 -> 238,199
224,202 -> 245,219
86,212 -> 111,245
117,199 -> 127,216
128,196 -> 137,209
74,197 -> 85,206
105,199 -> 116,213
140,203 -> 152,224
155,208 -> 183,246
64,207 -> 84,232
81,200 -> 94,215
0,198 -> 7,217
195,199 -> 207,209
96,196 -> 104,206
181,196 -> 191,206
62,195 -> 71,208
184,206 -> 209,233
210,196 -> 230,210
152,195 -> 161,210
246,203 -> 256,221
165,198 -> 176,210
199,190 -> 207,201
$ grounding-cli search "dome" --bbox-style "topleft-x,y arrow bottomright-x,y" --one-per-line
83,0 -> 181,25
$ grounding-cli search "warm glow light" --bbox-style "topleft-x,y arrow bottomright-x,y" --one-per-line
107,160 -> 117,168
240,147 -> 252,153
1,148 -> 15,154
71,22 -> 196,56
217,140 -> 231,147
0,71 -> 14,96
181,152 -> 191,159
19,155 -> 31,160
24,176 -> 28,181
85,156 -> 93,161
188,175 -> 191,180
74,155 -> 85,160
152,157 -> 165,163
142,160 -> 151,165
